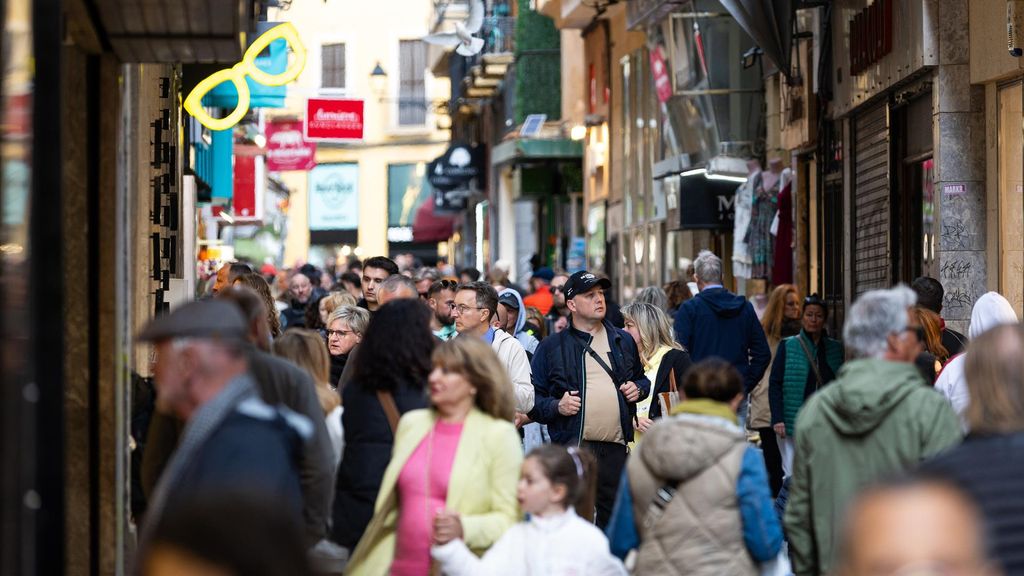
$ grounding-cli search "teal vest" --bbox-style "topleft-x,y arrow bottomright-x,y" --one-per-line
782,332 -> 844,435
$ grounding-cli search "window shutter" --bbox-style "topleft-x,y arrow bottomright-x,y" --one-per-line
321,43 -> 346,89
852,101 -> 891,296
398,40 -> 426,125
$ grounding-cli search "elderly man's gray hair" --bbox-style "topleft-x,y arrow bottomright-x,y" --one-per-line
693,250 -> 723,284
843,285 -> 917,359
379,274 -> 418,297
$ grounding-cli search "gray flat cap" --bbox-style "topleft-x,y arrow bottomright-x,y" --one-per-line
137,299 -> 248,342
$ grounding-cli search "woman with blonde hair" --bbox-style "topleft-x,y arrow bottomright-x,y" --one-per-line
748,284 -> 800,496
622,302 -> 692,433
273,329 -> 343,466
318,291 -> 357,331
345,337 -> 522,576
325,305 -> 369,387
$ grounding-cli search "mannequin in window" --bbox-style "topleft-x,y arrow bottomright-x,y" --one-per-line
748,157 -> 783,280
733,159 -> 762,291
772,168 -> 795,286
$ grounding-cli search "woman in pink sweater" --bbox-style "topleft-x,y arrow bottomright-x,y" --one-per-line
345,338 -> 523,576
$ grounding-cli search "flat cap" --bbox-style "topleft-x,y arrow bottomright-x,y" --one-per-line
531,267 -> 554,282
137,299 -> 248,342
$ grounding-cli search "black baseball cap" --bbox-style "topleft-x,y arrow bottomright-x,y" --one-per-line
563,271 -> 611,301
497,292 -> 520,310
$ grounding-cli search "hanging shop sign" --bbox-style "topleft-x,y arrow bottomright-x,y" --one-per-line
308,163 -> 359,231
678,175 -> 737,230
433,186 -> 472,213
183,23 -> 307,131
305,98 -> 365,141
649,45 -> 673,104
427,143 -> 485,191
849,0 -> 893,76
266,120 -> 317,171
232,154 -> 264,222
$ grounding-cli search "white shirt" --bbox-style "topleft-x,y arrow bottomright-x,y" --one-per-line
431,508 -> 626,576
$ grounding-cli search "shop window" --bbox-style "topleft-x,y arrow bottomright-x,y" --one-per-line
999,82 -> 1024,316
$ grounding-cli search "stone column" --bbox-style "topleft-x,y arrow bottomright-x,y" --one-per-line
933,0 -> 987,334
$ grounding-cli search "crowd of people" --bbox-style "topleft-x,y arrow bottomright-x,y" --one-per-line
133,249 -> 1024,576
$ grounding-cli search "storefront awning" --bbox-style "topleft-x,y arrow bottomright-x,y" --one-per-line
719,0 -> 793,77
491,138 -> 583,167
412,198 -> 456,243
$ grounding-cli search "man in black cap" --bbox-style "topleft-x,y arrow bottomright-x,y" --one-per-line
528,270 -> 649,528
136,300 -> 308,557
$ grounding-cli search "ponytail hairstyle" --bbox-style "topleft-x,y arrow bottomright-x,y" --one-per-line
526,444 -> 598,519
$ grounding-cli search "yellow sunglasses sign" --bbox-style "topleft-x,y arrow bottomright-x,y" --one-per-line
184,23 -> 307,131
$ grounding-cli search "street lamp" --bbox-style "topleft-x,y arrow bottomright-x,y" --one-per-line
370,62 -> 388,97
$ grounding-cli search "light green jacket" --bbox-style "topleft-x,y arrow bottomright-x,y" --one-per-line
783,359 -> 962,575
345,408 -> 523,575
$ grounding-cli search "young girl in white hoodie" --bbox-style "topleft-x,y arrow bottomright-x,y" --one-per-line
431,445 -> 626,576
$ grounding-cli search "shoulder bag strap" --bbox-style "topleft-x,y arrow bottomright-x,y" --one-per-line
570,330 -> 620,385
795,336 -> 825,390
376,390 -> 401,434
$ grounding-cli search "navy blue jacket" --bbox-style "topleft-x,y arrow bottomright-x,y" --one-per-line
528,319 -> 650,445
673,287 -> 771,393
168,410 -> 305,523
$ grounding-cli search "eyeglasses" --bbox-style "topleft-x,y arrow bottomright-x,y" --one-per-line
326,328 -> 354,339
183,23 -> 307,131
453,304 -> 484,315
552,285 -> 566,293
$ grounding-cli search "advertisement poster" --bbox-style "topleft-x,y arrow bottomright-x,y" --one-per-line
266,120 -> 316,171
305,97 -> 365,141
308,163 -> 359,230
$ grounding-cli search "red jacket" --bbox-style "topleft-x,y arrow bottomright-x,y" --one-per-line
523,285 -> 554,315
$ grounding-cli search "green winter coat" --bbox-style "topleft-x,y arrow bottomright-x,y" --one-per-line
783,358 -> 962,576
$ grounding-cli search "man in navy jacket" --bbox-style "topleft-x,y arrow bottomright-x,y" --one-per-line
529,270 -> 649,528
674,250 -> 771,394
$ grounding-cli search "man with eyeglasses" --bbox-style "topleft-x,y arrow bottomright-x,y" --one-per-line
784,285 -> 961,575
427,279 -> 458,341
452,281 -> 534,417
528,270 -> 649,529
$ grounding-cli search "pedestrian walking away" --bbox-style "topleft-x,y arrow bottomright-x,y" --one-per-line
528,270 -> 649,528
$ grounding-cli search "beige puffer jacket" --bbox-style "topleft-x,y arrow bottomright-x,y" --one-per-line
747,336 -> 780,429
628,414 -> 754,576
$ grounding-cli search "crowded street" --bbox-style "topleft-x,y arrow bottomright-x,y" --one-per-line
2,1 -> 1023,575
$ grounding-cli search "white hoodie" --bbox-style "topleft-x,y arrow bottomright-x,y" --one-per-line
935,291 -> 1018,430
431,508 -> 626,576
492,328 -> 535,413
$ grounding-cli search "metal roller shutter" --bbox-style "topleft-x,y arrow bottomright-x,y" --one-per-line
852,102 -> 890,296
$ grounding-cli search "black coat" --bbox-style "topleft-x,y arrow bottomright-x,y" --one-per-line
331,378 -> 428,549
645,348 -> 694,420
921,432 -> 1024,574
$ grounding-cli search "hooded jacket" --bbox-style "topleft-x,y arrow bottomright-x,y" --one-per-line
498,288 -> 540,356
935,292 -> 1018,430
784,359 -> 962,575
529,319 -> 650,445
605,400 -> 782,574
674,287 -> 771,393
490,328 -> 535,413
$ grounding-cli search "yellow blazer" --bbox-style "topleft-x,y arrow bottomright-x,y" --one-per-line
345,407 -> 523,576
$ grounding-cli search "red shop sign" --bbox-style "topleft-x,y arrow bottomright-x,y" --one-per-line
649,46 -> 673,104
266,120 -> 317,172
305,97 -> 365,141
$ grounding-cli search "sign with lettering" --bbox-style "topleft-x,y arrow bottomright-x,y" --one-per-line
266,120 -> 317,171
305,98 -> 365,141
678,175 -> 737,231
649,45 -> 673,104
849,0 -> 893,76
308,163 -> 359,230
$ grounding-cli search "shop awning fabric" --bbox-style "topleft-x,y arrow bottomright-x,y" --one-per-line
491,138 -> 583,167
412,199 -> 456,243
719,0 -> 793,78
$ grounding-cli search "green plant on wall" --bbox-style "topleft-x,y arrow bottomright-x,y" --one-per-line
515,0 -> 561,124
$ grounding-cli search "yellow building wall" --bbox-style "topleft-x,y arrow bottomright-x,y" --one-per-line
270,0 -> 450,264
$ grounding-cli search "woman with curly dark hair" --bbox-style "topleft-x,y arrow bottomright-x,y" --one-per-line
233,272 -> 282,339
331,299 -> 434,552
